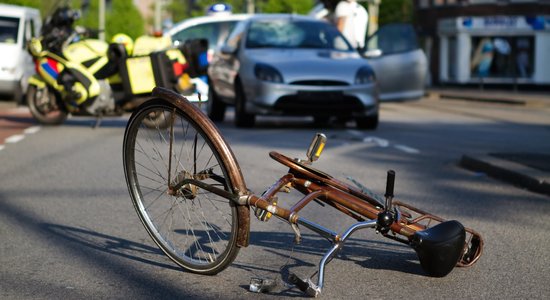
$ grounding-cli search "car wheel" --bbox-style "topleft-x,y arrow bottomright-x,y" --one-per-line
356,114 -> 378,130
207,83 -> 226,122
234,82 -> 255,128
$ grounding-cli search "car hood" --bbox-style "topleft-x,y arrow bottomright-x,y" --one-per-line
244,49 -> 368,83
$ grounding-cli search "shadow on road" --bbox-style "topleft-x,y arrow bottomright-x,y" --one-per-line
43,223 -> 180,271
0,196 -> 204,298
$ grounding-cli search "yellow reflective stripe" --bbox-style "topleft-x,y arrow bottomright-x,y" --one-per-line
88,56 -> 109,75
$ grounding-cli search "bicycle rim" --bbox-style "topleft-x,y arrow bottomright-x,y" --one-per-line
123,100 -> 239,274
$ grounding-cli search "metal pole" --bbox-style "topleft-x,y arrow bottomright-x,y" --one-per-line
155,0 -> 162,33
99,0 -> 105,41
247,0 -> 254,14
367,0 -> 381,36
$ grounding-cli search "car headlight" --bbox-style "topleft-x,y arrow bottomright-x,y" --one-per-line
254,63 -> 283,83
355,66 -> 376,85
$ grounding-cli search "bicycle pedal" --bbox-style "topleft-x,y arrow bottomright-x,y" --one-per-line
254,201 -> 277,222
249,277 -> 277,293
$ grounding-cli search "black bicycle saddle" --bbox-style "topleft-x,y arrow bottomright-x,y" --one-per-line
411,220 -> 466,277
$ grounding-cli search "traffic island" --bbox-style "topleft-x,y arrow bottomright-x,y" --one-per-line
460,153 -> 550,197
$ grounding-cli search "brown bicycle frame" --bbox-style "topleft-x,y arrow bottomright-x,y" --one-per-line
243,151 -> 483,267
152,87 -> 483,296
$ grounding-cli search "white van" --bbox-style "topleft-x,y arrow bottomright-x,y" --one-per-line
0,4 -> 41,102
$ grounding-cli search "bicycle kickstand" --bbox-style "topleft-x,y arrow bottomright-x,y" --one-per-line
290,220 -> 378,297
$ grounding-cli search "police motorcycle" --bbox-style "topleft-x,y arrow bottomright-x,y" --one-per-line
26,6 -> 203,127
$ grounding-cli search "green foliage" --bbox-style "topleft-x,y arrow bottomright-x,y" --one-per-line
74,0 -> 144,40
2,0 -> 145,40
0,0 -> 58,17
167,0 -> 315,24
1,0 -> 39,8
105,0 -> 145,40
257,0 -> 314,14
378,0 -> 413,25
166,0 -> 191,23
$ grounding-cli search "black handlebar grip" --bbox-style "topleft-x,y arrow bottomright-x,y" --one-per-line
385,170 -> 395,198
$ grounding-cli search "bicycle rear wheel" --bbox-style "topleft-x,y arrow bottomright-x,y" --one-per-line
123,98 -> 240,275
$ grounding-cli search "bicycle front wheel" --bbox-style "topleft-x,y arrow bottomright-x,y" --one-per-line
123,98 -> 240,275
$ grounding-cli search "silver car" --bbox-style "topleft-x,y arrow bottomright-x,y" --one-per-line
207,14 -> 379,128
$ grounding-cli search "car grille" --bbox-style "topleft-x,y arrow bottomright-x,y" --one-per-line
289,80 -> 349,86
274,92 -> 364,115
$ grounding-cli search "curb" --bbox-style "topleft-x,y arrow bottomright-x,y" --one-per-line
427,89 -> 550,107
459,154 -> 550,196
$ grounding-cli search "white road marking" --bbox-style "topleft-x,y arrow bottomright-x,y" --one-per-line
394,144 -> 420,154
7,107 -> 30,114
24,126 -> 41,134
363,136 -> 390,147
345,130 -> 420,154
346,129 -> 365,138
5,134 -> 25,143
1,126 -> 41,152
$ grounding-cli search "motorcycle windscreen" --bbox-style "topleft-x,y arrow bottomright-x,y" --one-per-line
124,56 -> 156,95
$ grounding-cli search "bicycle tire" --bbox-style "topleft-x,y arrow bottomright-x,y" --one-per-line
123,97 -> 241,275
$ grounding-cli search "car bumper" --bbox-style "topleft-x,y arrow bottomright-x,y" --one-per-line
243,80 -> 379,117
0,79 -> 19,95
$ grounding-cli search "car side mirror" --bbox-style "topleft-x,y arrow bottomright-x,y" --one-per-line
363,49 -> 383,58
220,45 -> 237,55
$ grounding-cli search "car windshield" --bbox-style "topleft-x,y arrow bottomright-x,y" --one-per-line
245,19 -> 352,51
0,16 -> 20,44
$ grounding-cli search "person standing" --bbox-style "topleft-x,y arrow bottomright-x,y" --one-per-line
334,0 -> 368,50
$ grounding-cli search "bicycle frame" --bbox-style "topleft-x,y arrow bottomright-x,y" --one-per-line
237,152 -> 483,296
167,112 -> 484,296
128,88 -> 484,297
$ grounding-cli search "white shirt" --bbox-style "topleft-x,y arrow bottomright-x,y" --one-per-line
335,0 -> 368,49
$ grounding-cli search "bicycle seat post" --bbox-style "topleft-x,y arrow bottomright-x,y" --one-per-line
377,170 -> 395,233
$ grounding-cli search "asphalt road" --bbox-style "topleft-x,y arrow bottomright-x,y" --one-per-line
1,97 -> 549,299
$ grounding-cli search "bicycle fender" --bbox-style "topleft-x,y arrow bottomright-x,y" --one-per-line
152,87 -> 251,247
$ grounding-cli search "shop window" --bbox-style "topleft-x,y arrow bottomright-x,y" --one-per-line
470,36 -> 534,79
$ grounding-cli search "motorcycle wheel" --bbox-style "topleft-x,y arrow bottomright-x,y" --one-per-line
27,85 -> 68,125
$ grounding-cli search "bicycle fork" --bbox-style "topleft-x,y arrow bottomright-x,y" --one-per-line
289,219 -> 378,297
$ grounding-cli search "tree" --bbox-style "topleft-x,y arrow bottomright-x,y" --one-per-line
2,0 -> 145,40
378,0 -> 413,25
166,0 -> 315,24
105,0 -> 145,39
258,0 -> 314,14
1,0 -> 58,17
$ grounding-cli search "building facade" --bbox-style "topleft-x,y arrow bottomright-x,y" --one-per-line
414,0 -> 550,86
